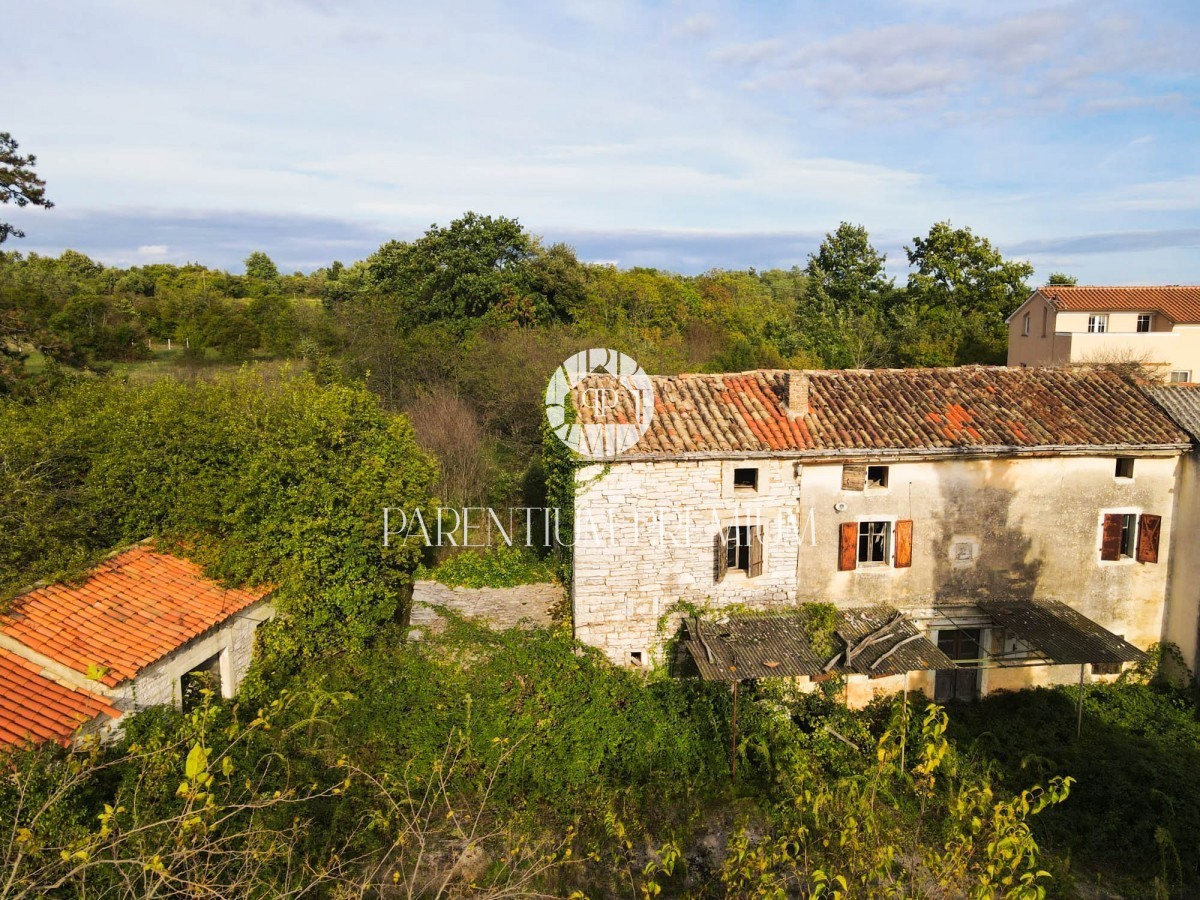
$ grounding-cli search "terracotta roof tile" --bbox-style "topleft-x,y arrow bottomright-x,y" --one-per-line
0,548 -> 273,687
1038,285 -> 1200,324
575,366 -> 1190,458
0,649 -> 120,747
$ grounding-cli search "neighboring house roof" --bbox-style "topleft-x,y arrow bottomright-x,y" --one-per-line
1144,385 -> 1200,443
0,547 -> 273,688
0,648 -> 119,747
1037,285 -> 1200,324
575,366 -> 1190,459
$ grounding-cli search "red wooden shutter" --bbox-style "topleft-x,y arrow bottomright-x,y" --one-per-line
838,522 -> 858,571
894,520 -> 913,568
715,529 -> 728,583
1137,514 -> 1162,564
748,526 -> 764,578
1100,514 -> 1123,561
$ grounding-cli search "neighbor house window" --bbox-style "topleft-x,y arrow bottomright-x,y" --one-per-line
1022,313 -> 1030,336
733,467 -> 759,490
1137,314 -> 1152,333
1100,512 -> 1161,563
1115,458 -> 1135,479
1170,371 -> 1192,384
1088,315 -> 1108,333
716,524 -> 763,580
866,465 -> 889,489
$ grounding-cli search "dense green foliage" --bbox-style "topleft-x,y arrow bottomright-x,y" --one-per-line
949,679 -> 1200,896
0,371 -> 436,657
417,545 -> 559,588
1,622 -> 1077,898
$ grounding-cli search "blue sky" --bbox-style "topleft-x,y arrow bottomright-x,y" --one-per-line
6,0 -> 1200,282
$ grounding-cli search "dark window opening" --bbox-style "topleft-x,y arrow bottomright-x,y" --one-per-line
1092,661 -> 1122,675
726,525 -> 750,572
181,653 -> 223,712
733,467 -> 758,490
857,521 -> 891,565
629,651 -> 643,667
1119,513 -> 1137,558
1137,314 -> 1152,333
866,465 -> 889,489
1115,458 -> 1135,479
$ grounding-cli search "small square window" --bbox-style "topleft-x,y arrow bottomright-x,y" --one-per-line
1115,458 -> 1135,479
866,465 -> 889,489
1088,314 -> 1108,333
1137,314 -> 1152,333
733,467 -> 758,490
857,521 -> 891,565
954,541 -> 974,561
629,651 -> 644,667
1170,371 -> 1192,384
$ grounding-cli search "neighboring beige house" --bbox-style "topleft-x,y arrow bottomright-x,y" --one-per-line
0,545 -> 274,747
1007,285 -> 1200,383
1145,385 -> 1200,677
570,366 -> 1191,705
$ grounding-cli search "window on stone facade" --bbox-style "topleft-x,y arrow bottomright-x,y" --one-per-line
628,651 -> 644,667
1100,512 -> 1161,563
858,521 -> 891,565
181,653 -> 223,712
1114,458 -> 1135,479
733,467 -> 759,490
717,524 -> 763,580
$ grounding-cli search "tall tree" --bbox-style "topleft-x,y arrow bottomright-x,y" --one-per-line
903,221 -> 1033,364
0,132 -> 53,244
799,223 -> 895,368
366,212 -> 537,322
244,250 -> 280,281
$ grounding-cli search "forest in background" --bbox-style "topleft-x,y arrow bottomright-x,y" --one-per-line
0,213 -> 1041,514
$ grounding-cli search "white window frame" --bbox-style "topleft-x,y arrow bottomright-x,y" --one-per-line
1170,370 -> 1192,384
1136,314 -> 1152,333
854,514 -> 897,570
1088,314 -> 1108,333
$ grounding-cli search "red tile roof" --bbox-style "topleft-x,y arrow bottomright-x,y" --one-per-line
576,366 -> 1190,458
1038,286 -> 1200,324
0,547 -> 273,688
0,648 -> 119,747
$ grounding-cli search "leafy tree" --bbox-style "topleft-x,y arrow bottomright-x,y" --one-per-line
904,221 -> 1034,364
799,223 -> 895,368
243,251 -> 279,281
0,132 -> 53,244
365,213 -> 537,322
1047,272 -> 1077,285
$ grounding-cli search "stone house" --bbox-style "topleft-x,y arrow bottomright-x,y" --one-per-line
0,545 -> 274,747
1007,285 -> 1200,383
570,366 -> 1192,704
1145,385 -> 1200,676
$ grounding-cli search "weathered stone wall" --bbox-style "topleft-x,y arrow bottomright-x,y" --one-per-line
573,454 -> 1179,690
108,602 -> 274,712
410,581 -> 561,635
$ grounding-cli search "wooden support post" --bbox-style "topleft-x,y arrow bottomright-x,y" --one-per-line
901,670 -> 909,773
730,678 -> 739,781
1076,663 -> 1085,739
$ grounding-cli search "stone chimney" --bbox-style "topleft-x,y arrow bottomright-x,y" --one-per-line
786,370 -> 809,418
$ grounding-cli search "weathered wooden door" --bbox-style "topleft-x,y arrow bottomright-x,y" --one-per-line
935,628 -> 982,702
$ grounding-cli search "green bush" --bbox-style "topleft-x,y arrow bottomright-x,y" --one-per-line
418,544 -> 558,588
